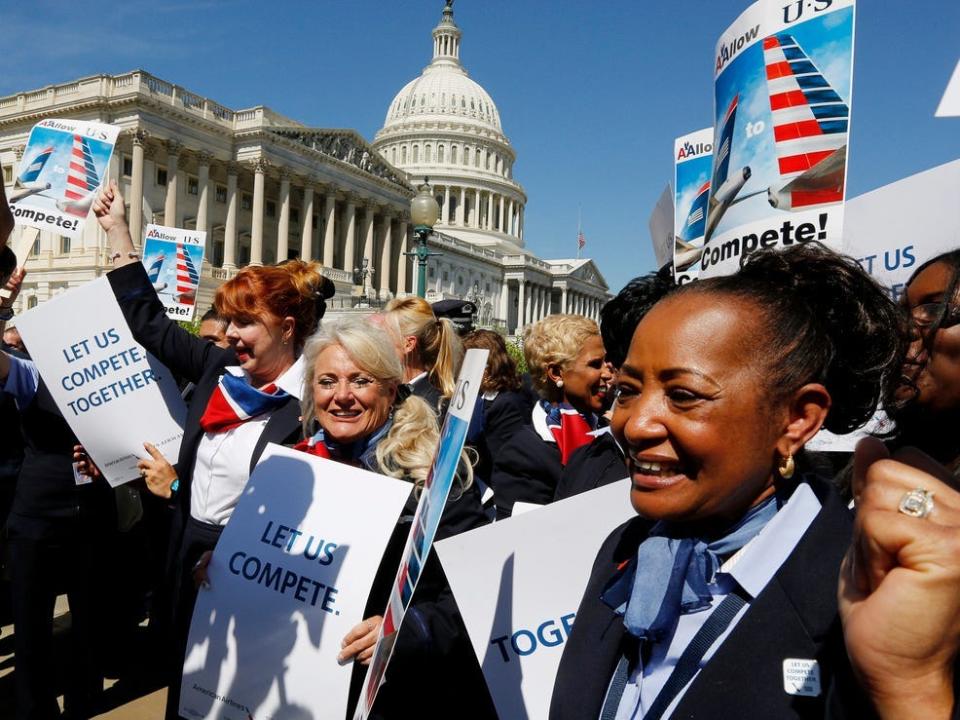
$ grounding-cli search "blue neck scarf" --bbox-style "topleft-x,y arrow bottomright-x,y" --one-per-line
308,418 -> 393,472
602,494 -> 779,643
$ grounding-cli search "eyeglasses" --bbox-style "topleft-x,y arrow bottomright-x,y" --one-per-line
315,376 -> 379,392
907,302 -> 960,331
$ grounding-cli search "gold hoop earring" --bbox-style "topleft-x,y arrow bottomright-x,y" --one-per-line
778,453 -> 795,480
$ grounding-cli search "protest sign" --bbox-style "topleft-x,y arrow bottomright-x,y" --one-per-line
180,444 -> 411,720
142,224 -> 207,321
700,0 -> 855,278
435,480 -> 634,720
353,348 -> 489,720
843,158 -> 960,302
673,128 -> 714,285
648,183 -> 675,270
936,60 -> 960,118
8,119 -> 120,240
14,276 -> 186,486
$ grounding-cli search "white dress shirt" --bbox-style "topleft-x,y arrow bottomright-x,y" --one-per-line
190,357 -> 303,526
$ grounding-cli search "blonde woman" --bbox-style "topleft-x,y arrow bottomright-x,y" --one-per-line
490,315 -> 613,518
382,296 -> 464,414
294,317 -> 494,718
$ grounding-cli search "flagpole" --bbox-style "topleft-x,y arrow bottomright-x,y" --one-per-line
576,204 -> 582,260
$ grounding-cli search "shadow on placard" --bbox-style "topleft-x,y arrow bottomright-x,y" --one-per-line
481,553 -> 528,720
180,454 -> 350,720
146,351 -> 189,422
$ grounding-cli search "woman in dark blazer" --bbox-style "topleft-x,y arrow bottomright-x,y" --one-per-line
491,315 -> 613,518
551,245 -> 904,719
292,317 -> 494,719
94,181 -> 333,719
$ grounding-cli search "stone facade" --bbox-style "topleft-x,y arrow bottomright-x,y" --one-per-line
0,2 -> 610,334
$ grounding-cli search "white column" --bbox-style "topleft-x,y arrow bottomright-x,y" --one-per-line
129,129 -> 146,246
499,282 -> 509,326
301,182 -> 314,263
249,158 -> 266,266
343,194 -> 357,271
323,190 -> 337,268
519,206 -> 524,242
223,162 -> 239,269
486,192 -> 494,231
443,185 -> 450,224
196,151 -> 212,237
472,190 -> 480,229
517,280 -> 526,331
362,203 -> 375,275
507,199 -> 514,236
561,287 -> 568,314
380,213 -> 393,296
498,195 -> 504,232
164,140 -> 181,227
396,218 -> 408,295
457,187 -> 465,226
277,169 -> 291,264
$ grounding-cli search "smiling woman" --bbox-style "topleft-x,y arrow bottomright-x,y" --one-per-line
550,244 -> 906,720
293,317 -> 494,718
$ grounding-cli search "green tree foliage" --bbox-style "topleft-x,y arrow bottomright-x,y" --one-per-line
506,336 -> 527,375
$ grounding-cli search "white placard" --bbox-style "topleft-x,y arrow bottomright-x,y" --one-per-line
8,119 -> 120,239
14,276 -> 187,486
673,128 -> 713,285
843,158 -> 960,302
435,479 -> 635,720
936,59 -> 960,118
180,444 -> 412,720
648,183 -> 675,269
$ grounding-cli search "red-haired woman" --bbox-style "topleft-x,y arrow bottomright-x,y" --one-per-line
93,180 -> 334,719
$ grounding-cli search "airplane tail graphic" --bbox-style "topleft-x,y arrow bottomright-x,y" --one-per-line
146,253 -> 166,289
10,146 -> 54,202
681,180 -> 710,243
55,134 -> 101,217
763,33 -> 848,210
175,244 -> 199,305
711,95 -> 739,191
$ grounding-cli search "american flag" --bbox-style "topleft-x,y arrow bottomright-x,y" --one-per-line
577,229 -> 586,250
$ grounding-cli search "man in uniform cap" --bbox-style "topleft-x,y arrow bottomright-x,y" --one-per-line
431,298 -> 476,336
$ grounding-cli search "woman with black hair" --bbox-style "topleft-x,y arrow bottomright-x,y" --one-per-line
884,249 -> 960,470
551,244 -> 905,719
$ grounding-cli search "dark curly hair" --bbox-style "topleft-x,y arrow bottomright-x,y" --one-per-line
600,264 -> 677,369
674,243 -> 907,435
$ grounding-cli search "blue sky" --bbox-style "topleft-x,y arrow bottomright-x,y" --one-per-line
2,0 -> 958,294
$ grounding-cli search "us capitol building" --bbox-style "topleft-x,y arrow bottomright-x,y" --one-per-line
0,2 -> 609,334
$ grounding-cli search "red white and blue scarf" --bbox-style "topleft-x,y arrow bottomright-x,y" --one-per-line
540,400 -> 597,465
199,372 -> 290,434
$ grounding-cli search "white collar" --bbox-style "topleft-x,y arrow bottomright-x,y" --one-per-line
408,371 -> 428,386
531,403 -> 554,443
223,355 -> 305,400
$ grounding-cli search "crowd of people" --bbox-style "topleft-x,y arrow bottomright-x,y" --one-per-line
2,176 -> 960,720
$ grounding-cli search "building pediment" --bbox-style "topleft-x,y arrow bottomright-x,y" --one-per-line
268,127 -> 411,192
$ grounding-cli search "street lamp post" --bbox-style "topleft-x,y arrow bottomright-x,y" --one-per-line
407,178 -> 441,298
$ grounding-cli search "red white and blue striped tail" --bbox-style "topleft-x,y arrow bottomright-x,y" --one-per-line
57,134 -> 101,217
175,244 -> 200,304
763,33 -> 848,211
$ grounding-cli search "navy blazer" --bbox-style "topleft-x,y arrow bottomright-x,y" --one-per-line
554,431 -> 626,502
550,478 -> 874,720
108,263 -> 303,532
489,424 -> 562,519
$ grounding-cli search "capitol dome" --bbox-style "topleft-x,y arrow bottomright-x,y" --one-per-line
373,1 -> 527,252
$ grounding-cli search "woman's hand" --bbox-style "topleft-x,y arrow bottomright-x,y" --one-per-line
138,442 -> 177,499
193,550 -> 213,590
93,180 -> 136,264
72,444 -> 102,480
338,615 -> 382,666
839,436 -> 960,719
